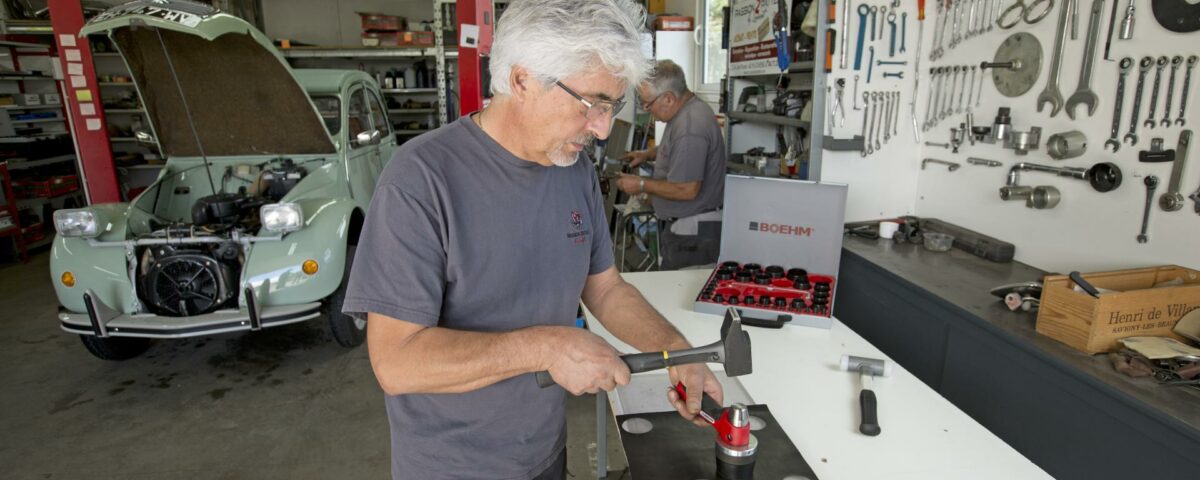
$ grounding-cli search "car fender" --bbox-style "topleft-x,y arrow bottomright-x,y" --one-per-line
241,197 -> 361,307
50,203 -> 137,313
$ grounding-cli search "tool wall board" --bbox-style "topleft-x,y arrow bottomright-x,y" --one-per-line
816,0 -> 1200,272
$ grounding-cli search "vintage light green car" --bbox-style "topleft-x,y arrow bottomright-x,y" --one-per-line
51,0 -> 397,360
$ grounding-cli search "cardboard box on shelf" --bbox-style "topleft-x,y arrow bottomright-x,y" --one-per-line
361,31 -> 434,47
358,12 -> 406,32
1037,266 -> 1200,354
648,0 -> 666,14
16,94 -> 41,106
42,93 -> 61,105
654,15 -> 694,31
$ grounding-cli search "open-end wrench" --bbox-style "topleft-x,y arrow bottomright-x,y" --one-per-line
901,12 -> 908,54
1177,56 -> 1198,127
942,66 -> 960,120
1145,57 -> 1168,129
1137,175 -> 1158,244
966,0 -> 978,38
1162,56 -> 1184,128
861,92 -> 872,156
840,0 -> 853,70
989,0 -> 998,32
868,92 -> 879,155
1037,0 -> 1072,117
1160,130 -> 1192,212
1105,57 -> 1132,152
1069,0 -> 1079,40
878,91 -> 888,148
931,1 -> 947,60
854,4 -> 869,70
1064,0 -> 1105,120
888,12 -> 898,57
1124,57 -> 1153,145
949,0 -> 960,48
975,64 -> 985,107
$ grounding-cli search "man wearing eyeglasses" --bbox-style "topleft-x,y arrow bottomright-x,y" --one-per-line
341,1 -> 723,479
615,60 -> 726,270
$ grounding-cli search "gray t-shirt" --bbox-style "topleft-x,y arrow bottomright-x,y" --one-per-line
652,95 -> 727,220
342,116 -> 614,480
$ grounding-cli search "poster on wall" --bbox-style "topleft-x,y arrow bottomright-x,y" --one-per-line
729,0 -> 791,77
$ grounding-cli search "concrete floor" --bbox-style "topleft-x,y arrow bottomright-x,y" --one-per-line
0,251 -> 627,479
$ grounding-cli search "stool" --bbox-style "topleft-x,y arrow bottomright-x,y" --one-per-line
611,203 -> 660,272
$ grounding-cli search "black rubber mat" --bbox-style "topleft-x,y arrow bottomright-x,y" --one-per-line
616,404 -> 819,479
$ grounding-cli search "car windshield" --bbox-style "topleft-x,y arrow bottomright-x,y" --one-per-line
311,95 -> 341,136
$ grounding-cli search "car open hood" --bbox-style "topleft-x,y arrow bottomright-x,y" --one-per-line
80,0 -> 335,157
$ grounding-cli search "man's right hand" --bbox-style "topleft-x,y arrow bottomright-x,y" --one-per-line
620,150 -> 653,169
540,327 -> 631,395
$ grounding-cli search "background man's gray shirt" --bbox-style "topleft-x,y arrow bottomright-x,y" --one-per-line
342,117 -> 614,480
652,95 -> 727,220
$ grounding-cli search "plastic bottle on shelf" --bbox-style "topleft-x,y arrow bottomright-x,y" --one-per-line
404,65 -> 417,90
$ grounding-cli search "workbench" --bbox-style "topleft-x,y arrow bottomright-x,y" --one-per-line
587,270 -> 1049,479
836,236 -> 1200,479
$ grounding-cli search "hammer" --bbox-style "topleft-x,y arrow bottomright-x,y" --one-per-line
840,355 -> 893,436
536,308 -> 753,388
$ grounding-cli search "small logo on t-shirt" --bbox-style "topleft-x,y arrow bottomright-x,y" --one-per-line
568,210 -> 589,244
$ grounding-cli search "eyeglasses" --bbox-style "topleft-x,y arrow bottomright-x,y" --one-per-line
555,81 -> 625,122
641,93 -> 666,110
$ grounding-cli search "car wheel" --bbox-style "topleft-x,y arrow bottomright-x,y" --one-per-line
326,245 -> 366,347
79,335 -> 151,361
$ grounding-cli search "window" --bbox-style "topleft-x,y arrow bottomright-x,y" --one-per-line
702,0 -> 728,85
311,96 -> 341,136
366,90 -> 391,137
347,87 -> 372,148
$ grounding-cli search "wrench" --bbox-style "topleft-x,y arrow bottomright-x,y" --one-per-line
861,92 -> 872,156
892,91 -> 900,137
901,12 -> 908,54
854,4 -> 869,70
879,7 -> 888,40
1104,57 -> 1132,152
871,6 -> 878,42
874,92 -> 884,151
1144,56 -> 1168,129
1064,0 -> 1104,120
942,66 -> 960,120
1162,56 -> 1183,128
840,0 -> 853,70
1137,175 -> 1157,244
931,1 -> 947,60
853,75 -> 862,110
1159,130 -> 1191,212
868,92 -> 879,155
975,64 -> 985,107
884,93 -> 893,143
1037,0 -> 1072,117
1177,56 -> 1198,127
1124,57 -> 1153,145
1102,0 -> 1118,60
867,46 -> 876,83
888,12 -> 898,57
960,66 -> 974,114
924,68 -> 940,129
967,0 -> 978,38
883,71 -> 904,79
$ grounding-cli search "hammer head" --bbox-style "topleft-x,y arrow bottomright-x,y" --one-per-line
719,308 -> 753,377
840,355 -> 892,377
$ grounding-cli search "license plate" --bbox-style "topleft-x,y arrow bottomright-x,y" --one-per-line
89,1 -> 215,29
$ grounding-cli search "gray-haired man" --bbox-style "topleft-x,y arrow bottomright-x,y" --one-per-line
342,1 -> 723,479
616,60 -> 726,270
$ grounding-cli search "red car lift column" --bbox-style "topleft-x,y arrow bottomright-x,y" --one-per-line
455,0 -> 494,116
48,0 -> 119,204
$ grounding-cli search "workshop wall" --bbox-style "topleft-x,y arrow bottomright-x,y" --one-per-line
913,2 -> 1200,273
822,1 -> 1200,272
820,1 -> 923,222
261,0 -> 434,46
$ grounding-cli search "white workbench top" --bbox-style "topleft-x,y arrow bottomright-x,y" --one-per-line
587,270 -> 1050,480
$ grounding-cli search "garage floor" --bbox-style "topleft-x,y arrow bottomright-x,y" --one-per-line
0,252 -> 627,479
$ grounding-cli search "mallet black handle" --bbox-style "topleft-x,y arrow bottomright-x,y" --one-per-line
859,389 -> 881,436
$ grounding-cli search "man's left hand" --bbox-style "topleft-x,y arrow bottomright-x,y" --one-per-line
615,174 -> 643,196
666,364 -> 724,427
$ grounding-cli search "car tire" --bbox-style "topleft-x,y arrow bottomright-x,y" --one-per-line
79,335 -> 151,361
326,245 -> 366,347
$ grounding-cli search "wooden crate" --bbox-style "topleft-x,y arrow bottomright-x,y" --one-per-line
1036,266 -> 1200,354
